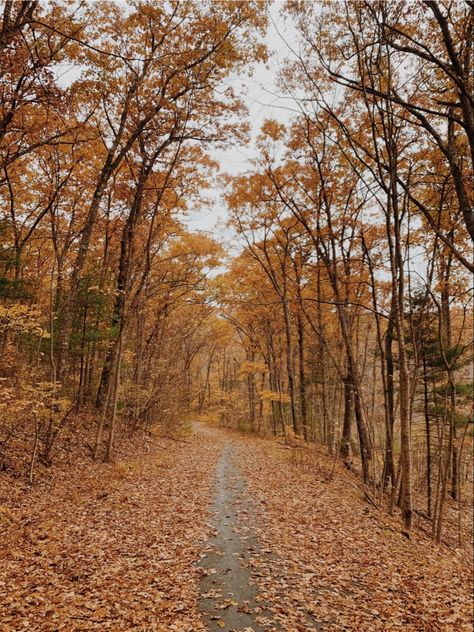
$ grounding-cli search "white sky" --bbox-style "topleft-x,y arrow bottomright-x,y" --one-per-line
183,2 -> 299,240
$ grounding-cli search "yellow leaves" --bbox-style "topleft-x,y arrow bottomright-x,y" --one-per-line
196,412 -> 221,425
259,390 -> 291,404
0,304 -> 48,338
170,233 -> 223,262
0,383 -> 45,421
239,361 -> 267,377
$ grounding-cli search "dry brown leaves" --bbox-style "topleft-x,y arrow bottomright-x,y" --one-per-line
233,436 -> 473,632
1,425 -> 472,632
0,429 -> 224,631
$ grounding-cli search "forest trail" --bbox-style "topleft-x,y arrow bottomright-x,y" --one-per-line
0,423 -> 472,631
197,423 -> 273,631
3,2 -> 472,629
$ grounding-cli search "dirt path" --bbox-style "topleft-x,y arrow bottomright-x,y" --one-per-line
198,438 -> 266,631
1,423 -> 472,631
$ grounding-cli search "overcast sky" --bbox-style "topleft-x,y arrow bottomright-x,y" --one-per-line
183,2 -> 299,239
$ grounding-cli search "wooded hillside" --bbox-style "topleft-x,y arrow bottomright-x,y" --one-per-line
0,2 -> 473,629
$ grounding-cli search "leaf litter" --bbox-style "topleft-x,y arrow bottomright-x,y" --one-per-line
0,430 -> 222,631
1,423 -> 472,632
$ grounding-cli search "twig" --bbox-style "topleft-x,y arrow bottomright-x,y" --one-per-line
414,508 -> 433,522
364,491 -> 379,510
29,416 -> 40,484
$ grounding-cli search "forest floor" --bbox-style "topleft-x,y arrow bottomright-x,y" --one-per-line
0,422 -> 472,631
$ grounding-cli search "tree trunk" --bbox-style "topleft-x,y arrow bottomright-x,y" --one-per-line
423,356 -> 433,516
340,368 -> 353,461
282,299 -> 299,435
296,305 -> 307,440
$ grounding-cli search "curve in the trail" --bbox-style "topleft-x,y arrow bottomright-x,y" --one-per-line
198,440 -> 268,632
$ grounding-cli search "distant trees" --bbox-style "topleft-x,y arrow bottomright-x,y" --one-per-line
188,0 -> 473,539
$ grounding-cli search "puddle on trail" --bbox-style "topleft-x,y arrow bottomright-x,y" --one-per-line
198,442 -> 272,632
